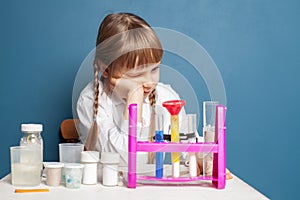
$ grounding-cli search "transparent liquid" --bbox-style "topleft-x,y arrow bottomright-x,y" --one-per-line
11,163 -> 41,186
203,127 -> 215,176
203,153 -> 213,176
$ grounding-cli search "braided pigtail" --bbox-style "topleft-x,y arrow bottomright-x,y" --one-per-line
148,88 -> 157,163
84,64 -> 100,151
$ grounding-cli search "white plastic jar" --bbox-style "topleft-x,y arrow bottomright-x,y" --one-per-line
63,163 -> 84,189
81,151 -> 99,185
100,152 -> 120,186
44,162 -> 64,186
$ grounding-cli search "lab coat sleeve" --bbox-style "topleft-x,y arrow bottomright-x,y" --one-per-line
77,93 -> 141,166
76,92 -> 94,146
100,115 -> 142,166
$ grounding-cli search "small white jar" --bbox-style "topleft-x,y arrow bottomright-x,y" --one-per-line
63,163 -> 84,189
44,162 -> 64,186
100,152 -> 120,186
81,151 -> 99,185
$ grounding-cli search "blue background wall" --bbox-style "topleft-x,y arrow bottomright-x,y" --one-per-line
1,1 -> 299,199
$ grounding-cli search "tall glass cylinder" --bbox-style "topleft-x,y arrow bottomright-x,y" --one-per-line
203,101 -> 218,176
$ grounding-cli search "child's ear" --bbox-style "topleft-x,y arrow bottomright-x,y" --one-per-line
102,68 -> 109,78
96,60 -> 109,78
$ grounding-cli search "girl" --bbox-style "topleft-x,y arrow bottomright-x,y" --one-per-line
77,12 -> 192,167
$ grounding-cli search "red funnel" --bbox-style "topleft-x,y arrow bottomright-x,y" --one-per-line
162,100 -> 186,115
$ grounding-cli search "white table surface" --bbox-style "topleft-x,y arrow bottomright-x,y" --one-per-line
0,165 -> 269,200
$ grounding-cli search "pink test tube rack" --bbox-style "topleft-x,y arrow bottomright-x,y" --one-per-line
128,104 -> 227,189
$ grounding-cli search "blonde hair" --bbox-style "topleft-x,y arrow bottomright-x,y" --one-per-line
84,13 -> 163,151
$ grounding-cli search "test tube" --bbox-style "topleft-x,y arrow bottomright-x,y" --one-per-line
162,100 -> 185,178
187,114 -> 197,177
203,101 -> 218,177
155,111 -> 164,178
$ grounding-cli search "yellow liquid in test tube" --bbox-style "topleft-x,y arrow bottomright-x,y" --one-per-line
171,115 -> 180,164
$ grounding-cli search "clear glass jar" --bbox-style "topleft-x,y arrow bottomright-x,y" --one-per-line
20,124 -> 43,165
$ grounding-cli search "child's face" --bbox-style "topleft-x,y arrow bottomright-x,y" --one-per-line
124,62 -> 160,95
109,62 -> 160,99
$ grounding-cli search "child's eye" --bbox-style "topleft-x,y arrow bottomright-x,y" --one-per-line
126,73 -> 142,78
151,66 -> 160,72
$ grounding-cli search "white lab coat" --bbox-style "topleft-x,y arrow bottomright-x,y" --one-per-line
77,81 -> 190,166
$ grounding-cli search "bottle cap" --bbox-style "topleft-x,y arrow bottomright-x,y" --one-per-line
81,151 -> 99,163
44,162 -> 64,169
21,124 -> 43,132
100,152 -> 120,164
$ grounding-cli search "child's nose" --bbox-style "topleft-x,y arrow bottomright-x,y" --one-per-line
142,74 -> 155,87
143,81 -> 153,89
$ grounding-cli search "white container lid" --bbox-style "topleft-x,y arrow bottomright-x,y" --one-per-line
100,152 -> 120,164
44,162 -> 64,169
21,124 -> 43,132
64,163 -> 84,169
81,151 -> 99,163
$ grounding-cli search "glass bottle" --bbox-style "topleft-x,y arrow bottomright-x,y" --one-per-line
20,124 -> 43,167
14,124 -> 44,186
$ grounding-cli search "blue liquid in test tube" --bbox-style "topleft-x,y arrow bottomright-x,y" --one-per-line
155,130 -> 164,178
155,112 -> 164,178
